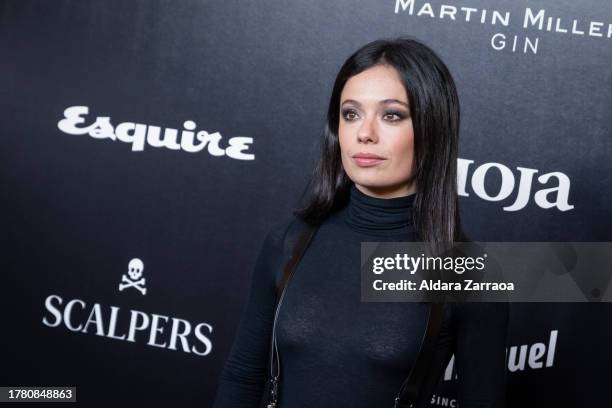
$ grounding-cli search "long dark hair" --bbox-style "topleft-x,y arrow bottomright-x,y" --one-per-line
294,36 -> 464,244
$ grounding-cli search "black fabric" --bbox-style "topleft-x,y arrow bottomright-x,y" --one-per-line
212,184 -> 509,407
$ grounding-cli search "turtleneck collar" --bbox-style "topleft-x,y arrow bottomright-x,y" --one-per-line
343,184 -> 416,236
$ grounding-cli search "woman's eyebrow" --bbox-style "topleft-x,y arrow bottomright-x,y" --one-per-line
341,98 -> 409,108
381,98 -> 409,108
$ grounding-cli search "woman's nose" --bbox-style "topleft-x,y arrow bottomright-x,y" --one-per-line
357,116 -> 378,143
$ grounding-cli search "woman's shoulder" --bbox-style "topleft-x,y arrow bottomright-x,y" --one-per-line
253,214 -> 313,287
262,213 -> 306,246
257,214 -> 312,264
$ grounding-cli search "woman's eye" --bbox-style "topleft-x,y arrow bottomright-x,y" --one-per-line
342,109 -> 358,121
341,109 -> 407,122
383,111 -> 406,122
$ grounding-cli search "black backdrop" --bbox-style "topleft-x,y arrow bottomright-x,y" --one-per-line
1,1 -> 610,407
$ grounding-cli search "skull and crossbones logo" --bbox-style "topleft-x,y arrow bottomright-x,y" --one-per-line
118,258 -> 147,295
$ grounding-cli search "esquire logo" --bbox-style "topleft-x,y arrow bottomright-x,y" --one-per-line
57,106 -> 254,159
42,258 -> 213,356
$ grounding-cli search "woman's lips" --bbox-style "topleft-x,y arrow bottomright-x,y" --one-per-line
352,153 -> 386,167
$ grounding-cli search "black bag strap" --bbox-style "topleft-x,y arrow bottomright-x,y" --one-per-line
393,302 -> 445,408
266,220 -> 319,407
275,221 -> 319,299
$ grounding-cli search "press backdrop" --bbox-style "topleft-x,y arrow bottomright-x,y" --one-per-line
2,1 -> 610,407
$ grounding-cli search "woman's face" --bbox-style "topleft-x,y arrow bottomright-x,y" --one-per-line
338,64 -> 416,198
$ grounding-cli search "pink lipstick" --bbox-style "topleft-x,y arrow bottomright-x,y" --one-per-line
352,152 -> 386,167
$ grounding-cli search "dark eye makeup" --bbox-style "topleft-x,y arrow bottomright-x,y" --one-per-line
340,108 -> 409,122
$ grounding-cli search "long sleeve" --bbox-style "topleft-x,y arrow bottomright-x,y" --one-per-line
212,219 -> 291,407
454,302 -> 510,408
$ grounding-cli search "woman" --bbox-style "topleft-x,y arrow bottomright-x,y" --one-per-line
212,37 -> 508,407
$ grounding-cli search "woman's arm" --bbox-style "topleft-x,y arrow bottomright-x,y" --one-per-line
211,219 -> 290,407
454,302 -> 510,408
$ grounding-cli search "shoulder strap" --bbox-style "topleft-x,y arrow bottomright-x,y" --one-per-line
266,220 -> 318,407
276,219 -> 318,298
394,302 -> 446,408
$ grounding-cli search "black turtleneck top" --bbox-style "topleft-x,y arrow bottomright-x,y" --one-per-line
212,185 -> 509,407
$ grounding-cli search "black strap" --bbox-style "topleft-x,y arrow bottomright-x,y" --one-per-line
275,222 -> 318,298
394,302 -> 445,408
267,221 -> 318,407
